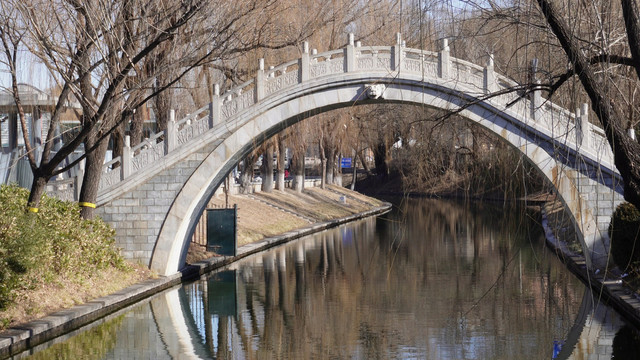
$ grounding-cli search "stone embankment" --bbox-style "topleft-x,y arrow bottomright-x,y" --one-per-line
542,200 -> 640,328
0,185 -> 390,358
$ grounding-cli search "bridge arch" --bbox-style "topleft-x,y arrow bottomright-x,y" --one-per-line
89,34 -> 624,276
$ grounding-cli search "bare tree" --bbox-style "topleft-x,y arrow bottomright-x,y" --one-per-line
275,134 -> 287,191
0,0 -> 221,216
400,0 -> 640,208
531,0 -> 640,209
261,141 -> 275,193
288,121 -> 309,193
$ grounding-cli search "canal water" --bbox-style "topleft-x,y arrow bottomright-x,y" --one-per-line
16,198 -> 640,359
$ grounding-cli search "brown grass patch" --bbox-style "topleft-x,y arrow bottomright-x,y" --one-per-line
188,186 -> 384,261
205,193 -> 310,246
0,264 -> 153,330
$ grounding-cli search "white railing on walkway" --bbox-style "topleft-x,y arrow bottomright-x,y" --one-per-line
47,33 -> 615,200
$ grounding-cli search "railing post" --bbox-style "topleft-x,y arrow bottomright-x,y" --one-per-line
122,135 -> 132,179
530,59 -> 542,121
580,103 -> 590,147
165,109 -> 176,154
531,80 -> 542,121
211,84 -> 221,127
438,38 -> 450,79
483,54 -> 496,94
300,42 -> 310,82
256,58 -> 265,101
75,160 -> 84,201
580,103 -> 589,125
392,33 -> 403,72
345,33 -> 356,72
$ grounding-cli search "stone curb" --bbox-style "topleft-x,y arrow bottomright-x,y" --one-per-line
541,207 -> 640,329
0,203 -> 392,359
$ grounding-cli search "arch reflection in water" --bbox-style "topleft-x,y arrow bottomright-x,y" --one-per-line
170,199 -> 640,359
19,199 -> 640,359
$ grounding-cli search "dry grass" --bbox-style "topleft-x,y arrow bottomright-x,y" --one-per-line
0,265 -> 153,329
206,193 -> 311,246
187,186 -> 384,261
253,186 -> 379,221
326,185 -> 385,206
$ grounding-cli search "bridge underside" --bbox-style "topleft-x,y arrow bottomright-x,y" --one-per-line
95,76 -> 624,276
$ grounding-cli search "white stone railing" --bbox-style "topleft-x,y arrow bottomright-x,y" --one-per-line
45,176 -> 79,202
69,32 -> 614,195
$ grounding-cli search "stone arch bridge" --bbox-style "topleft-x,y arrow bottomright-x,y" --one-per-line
48,34 -> 624,276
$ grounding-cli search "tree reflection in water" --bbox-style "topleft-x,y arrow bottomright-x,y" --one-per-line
177,198 -> 639,359
19,198 -> 640,359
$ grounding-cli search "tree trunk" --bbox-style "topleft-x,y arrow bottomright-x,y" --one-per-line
154,83 -> 173,132
111,124 -> 125,162
319,132 -> 326,189
350,151 -> 358,190
261,145 -> 274,193
129,104 -> 147,147
239,155 -> 257,195
373,141 -> 389,179
275,136 -> 286,191
357,150 -> 371,175
334,153 -> 343,186
537,0 -> 640,209
622,0 -> 640,82
326,146 -> 335,185
292,150 -> 304,193
79,133 -> 110,219
26,173 -> 48,211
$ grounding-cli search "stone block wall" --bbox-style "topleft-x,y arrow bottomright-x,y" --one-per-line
97,141 -> 220,266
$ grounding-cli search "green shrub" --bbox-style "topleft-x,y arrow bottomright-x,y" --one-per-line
0,184 -> 128,309
609,202 -> 640,272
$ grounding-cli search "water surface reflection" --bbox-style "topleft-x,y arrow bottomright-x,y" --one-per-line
19,199 -> 640,359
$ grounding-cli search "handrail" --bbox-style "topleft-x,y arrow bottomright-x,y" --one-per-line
81,33 -> 616,196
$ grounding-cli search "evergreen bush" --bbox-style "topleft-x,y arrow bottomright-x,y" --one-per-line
608,202 -> 640,272
0,185 -> 128,309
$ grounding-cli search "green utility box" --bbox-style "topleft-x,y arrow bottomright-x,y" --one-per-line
206,205 -> 237,256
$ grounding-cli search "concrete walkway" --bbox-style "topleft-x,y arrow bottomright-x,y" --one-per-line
0,204 -> 391,358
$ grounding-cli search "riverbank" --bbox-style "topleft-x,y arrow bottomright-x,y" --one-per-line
0,185 -> 390,358
542,199 -> 640,329
187,185 -> 387,262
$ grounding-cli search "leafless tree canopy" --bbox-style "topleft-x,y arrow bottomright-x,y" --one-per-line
4,0 -> 640,213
